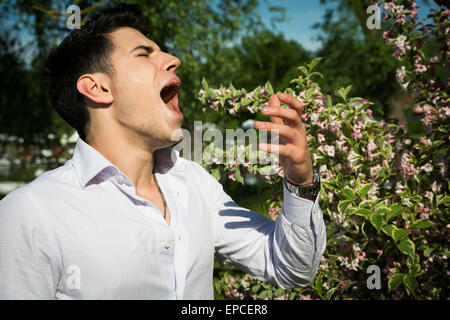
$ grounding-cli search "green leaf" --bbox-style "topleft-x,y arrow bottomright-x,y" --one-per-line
207,88 -> 218,99
323,181 -> 336,190
392,228 -> 409,242
274,288 -> 285,297
253,86 -> 261,97
257,290 -> 268,299
358,183 -> 373,198
324,95 -> 332,108
375,206 -> 389,216
241,97 -> 252,106
307,57 -> 323,71
285,88 -> 296,96
369,214 -> 382,233
264,81 -> 274,95
438,195 -> 450,206
407,256 -> 422,276
342,188 -> 355,200
403,274 -> 416,293
353,208 -> 372,217
386,204 -> 405,221
297,66 -> 309,76
388,273 -> 404,291
201,77 -> 208,90
412,219 -> 435,229
252,284 -> 261,293
397,238 -> 415,257
359,200 -> 373,208
344,85 -> 352,97
336,88 -> 347,101
324,287 -> 337,300
305,87 -> 315,100
210,168 -> 221,181
234,167 -> 244,184
267,289 -> 273,300
338,200 -> 352,215
309,71 -> 323,79
381,224 -> 396,237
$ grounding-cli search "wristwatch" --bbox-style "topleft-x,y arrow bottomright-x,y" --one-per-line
284,166 -> 321,198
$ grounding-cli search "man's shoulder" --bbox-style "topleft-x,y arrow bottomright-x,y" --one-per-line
0,160 -> 78,207
177,156 -> 219,182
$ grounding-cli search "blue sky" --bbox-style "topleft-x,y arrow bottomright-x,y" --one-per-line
7,0 -> 437,64
258,0 -> 337,51
258,0 -> 434,52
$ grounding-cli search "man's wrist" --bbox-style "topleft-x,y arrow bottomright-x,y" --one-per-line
284,167 -> 320,201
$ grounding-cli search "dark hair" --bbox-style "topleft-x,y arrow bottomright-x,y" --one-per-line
43,3 -> 149,140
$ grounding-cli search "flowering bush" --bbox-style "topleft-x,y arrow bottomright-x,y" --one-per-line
201,1 -> 449,299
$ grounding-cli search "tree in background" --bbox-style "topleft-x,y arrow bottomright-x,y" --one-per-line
314,0 -> 406,122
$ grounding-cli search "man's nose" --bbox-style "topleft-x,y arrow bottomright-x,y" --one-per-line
162,53 -> 181,73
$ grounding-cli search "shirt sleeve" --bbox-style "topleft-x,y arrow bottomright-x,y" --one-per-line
0,191 -> 57,299
211,173 -> 327,289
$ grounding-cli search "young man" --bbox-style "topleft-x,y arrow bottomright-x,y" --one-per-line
0,4 -> 326,299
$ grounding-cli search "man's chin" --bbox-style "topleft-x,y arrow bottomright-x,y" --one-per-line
169,127 -> 184,143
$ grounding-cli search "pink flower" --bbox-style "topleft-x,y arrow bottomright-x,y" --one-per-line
370,165 -> 381,178
352,129 -> 362,139
396,14 -> 406,24
367,140 -> 377,154
357,251 -> 366,261
385,268 -> 395,279
268,207 -> 279,221
416,64 -> 427,73
229,171 -> 236,181
421,163 -> 433,173
319,145 -> 335,157
211,100 -> 220,110
318,133 -> 325,143
420,206 -> 430,219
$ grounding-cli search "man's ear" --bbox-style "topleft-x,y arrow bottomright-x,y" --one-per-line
77,73 -> 113,105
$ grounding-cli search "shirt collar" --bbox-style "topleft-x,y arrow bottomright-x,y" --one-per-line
71,137 -> 183,188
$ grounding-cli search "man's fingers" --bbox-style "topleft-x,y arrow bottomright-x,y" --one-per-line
277,93 -> 304,118
261,105 -> 301,126
258,142 -> 290,157
267,94 -> 283,125
254,121 -> 297,141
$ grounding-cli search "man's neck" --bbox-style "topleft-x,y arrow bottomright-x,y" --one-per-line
85,132 -> 157,192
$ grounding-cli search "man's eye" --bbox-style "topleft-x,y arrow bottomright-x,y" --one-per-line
138,53 -> 149,57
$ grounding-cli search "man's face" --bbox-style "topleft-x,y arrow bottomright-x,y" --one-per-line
107,27 -> 183,148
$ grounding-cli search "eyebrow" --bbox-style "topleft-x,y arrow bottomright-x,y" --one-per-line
130,45 -> 156,54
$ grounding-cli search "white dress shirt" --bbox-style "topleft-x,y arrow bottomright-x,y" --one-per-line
0,138 -> 326,300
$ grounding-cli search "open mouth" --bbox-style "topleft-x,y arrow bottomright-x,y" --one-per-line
160,83 -> 180,104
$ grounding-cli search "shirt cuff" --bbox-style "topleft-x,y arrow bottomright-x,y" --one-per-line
282,178 -> 321,227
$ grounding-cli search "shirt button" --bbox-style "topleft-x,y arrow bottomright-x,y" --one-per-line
163,241 -> 171,249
